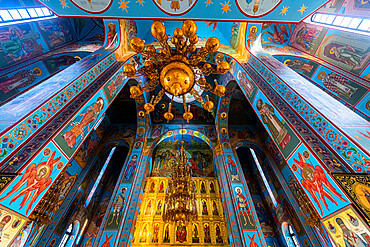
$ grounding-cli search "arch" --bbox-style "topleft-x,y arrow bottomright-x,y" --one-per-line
151,128 -> 214,155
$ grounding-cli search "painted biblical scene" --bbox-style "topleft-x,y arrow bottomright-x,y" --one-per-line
290,22 -> 326,54
54,90 -> 108,158
151,135 -> 214,177
253,90 -> 300,159
316,28 -> 370,75
0,206 -> 27,246
262,23 -> 294,46
332,173 -> 370,222
322,205 -> 370,247
0,23 -> 44,69
286,144 -> 349,217
36,18 -> 75,50
0,142 -> 68,217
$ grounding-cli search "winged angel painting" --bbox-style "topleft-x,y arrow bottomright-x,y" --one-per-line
0,151 -> 62,215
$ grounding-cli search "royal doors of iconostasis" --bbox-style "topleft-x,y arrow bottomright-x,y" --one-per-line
132,136 -> 229,247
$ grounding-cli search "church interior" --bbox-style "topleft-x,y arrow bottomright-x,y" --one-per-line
0,0 -> 370,246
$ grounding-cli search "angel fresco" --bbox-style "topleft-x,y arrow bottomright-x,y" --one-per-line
0,151 -> 61,215
292,152 -> 347,215
263,24 -> 289,45
294,24 -> 320,51
62,97 -> 104,150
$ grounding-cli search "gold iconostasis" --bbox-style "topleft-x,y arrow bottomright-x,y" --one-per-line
132,177 -> 229,246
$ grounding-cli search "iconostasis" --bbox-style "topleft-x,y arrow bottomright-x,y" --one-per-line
132,137 -> 229,246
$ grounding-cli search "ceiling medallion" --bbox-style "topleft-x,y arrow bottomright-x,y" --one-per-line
122,20 -> 229,123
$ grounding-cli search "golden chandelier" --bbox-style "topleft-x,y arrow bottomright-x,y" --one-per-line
162,142 -> 197,223
122,20 -> 229,122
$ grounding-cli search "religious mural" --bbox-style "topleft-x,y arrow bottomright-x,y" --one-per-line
0,24 -> 44,69
333,173 -> 370,222
54,91 -> 108,158
262,23 -> 293,46
36,19 -> 75,50
106,184 -> 131,229
253,90 -> 300,159
0,206 -> 27,247
290,22 -> 326,54
152,137 -> 214,177
287,144 -> 349,217
0,142 -> 68,217
322,205 -> 370,247
320,34 -> 368,73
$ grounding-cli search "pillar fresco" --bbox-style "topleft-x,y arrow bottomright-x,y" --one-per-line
215,80 -> 268,247
91,85 -> 149,247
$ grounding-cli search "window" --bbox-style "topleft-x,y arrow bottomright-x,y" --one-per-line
289,224 -> 301,247
0,7 -> 56,27
282,222 -> 301,247
309,12 -> 370,36
58,223 -> 73,247
250,148 -> 278,207
85,147 -> 116,207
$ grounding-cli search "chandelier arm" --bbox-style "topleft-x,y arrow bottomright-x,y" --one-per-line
190,89 -> 205,105
152,89 -> 165,106
182,95 -> 187,112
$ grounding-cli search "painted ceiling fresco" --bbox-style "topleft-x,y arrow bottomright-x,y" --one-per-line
40,0 -> 327,22
152,134 -> 214,177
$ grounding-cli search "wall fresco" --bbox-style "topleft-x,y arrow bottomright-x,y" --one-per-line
286,143 -> 349,217
290,22 -> 326,55
53,91 -> 109,158
253,89 -> 300,159
322,205 -> 370,247
248,54 -> 370,173
0,51 -> 116,168
262,23 -> 294,46
0,141 -> 68,217
315,29 -> 370,76
0,206 -> 27,247
0,23 -> 44,70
